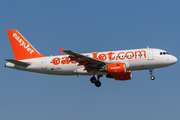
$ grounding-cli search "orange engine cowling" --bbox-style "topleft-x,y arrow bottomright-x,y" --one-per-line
106,71 -> 132,81
106,63 -> 126,75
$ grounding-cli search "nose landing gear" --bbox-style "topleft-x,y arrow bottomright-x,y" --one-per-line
90,75 -> 102,87
150,69 -> 155,80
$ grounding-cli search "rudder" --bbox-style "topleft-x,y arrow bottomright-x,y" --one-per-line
7,29 -> 45,60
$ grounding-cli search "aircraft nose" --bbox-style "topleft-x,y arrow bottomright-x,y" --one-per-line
170,55 -> 177,64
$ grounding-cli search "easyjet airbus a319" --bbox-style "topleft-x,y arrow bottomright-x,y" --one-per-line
5,29 -> 177,87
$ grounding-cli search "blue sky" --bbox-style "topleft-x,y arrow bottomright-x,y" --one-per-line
1,0 -> 180,120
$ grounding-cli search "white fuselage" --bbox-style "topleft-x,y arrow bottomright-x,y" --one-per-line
5,48 -> 177,76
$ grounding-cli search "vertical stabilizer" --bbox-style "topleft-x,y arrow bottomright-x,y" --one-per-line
7,29 -> 45,60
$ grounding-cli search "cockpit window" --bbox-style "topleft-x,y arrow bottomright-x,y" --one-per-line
160,52 -> 169,55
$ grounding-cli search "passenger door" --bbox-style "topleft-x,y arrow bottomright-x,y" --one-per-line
147,49 -> 154,60
41,58 -> 47,69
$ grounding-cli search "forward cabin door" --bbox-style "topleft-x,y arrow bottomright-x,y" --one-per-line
147,49 -> 154,61
41,58 -> 47,69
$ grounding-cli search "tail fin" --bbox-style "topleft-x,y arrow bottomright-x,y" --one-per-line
7,29 -> 45,60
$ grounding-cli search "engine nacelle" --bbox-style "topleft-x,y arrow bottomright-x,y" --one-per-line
106,71 -> 132,81
100,63 -> 126,75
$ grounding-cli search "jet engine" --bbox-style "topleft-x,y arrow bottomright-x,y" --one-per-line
106,71 -> 132,81
100,63 -> 126,75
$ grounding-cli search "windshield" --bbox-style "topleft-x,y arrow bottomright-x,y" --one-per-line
160,52 -> 169,55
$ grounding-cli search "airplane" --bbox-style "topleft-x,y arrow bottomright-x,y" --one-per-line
5,29 -> 177,87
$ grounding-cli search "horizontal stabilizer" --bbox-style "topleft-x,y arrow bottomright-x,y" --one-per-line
5,59 -> 30,66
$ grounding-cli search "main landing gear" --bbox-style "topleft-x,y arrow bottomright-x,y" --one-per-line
150,69 -> 155,80
90,75 -> 103,87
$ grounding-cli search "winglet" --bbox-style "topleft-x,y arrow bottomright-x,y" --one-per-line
59,48 -> 64,53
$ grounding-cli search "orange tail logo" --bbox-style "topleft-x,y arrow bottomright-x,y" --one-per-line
7,29 -> 45,60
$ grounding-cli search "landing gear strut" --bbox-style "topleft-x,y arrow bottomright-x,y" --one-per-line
150,69 -> 155,80
90,75 -> 103,87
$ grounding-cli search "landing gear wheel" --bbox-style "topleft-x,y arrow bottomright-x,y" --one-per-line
149,69 -> 155,80
150,76 -> 155,80
90,75 -> 103,87
90,76 -> 96,83
95,81 -> 101,87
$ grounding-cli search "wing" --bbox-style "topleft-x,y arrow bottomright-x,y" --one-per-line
59,48 -> 105,70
